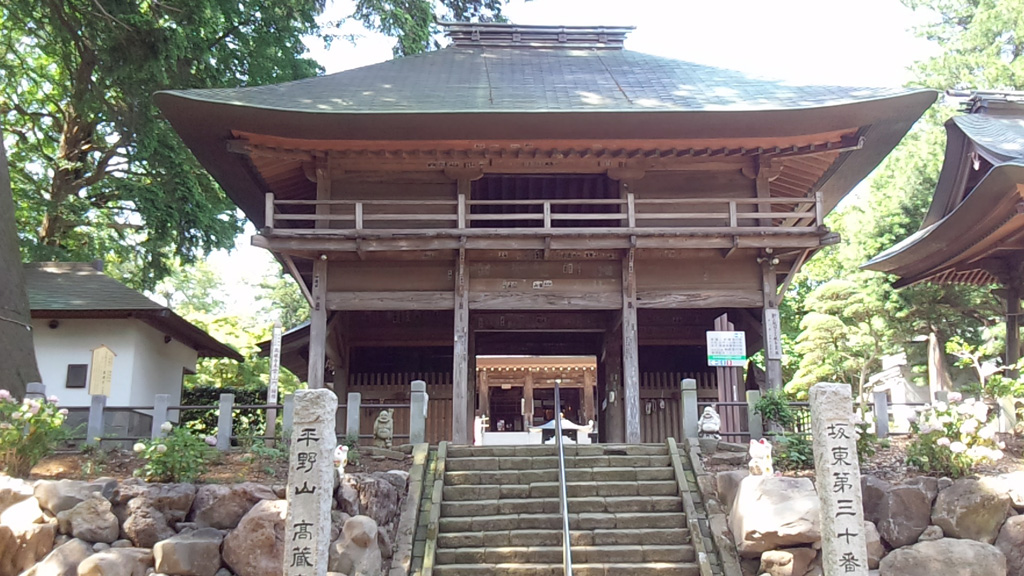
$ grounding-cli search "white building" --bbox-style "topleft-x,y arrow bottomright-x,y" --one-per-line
25,262 -> 240,437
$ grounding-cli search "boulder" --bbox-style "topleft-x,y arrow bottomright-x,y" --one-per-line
121,499 -> 175,548
188,484 -> 277,530
931,478 -> 1011,544
876,484 -> 932,548
335,479 -> 359,517
864,521 -> 884,569
33,479 -> 116,516
1001,472 -> 1024,512
221,499 -> 287,576
918,525 -> 943,542
92,543 -> 109,552
353,475 -> 401,528
758,547 -> 816,576
728,475 -> 821,557
0,496 -> 44,528
17,537 -> 92,576
153,527 -> 224,576
995,515 -> 1024,576
0,521 -> 56,576
113,482 -> 196,525
879,537 -> 1006,576
380,470 -> 409,494
56,495 -> 119,544
77,548 -> 154,576
861,475 -> 891,525
330,510 -> 351,543
715,470 -> 749,511
0,475 -> 34,513
904,476 -> 939,505
328,515 -> 382,576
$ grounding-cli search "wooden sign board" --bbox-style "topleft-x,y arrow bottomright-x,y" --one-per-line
89,345 -> 115,396
764,308 -> 783,360
706,331 -> 746,367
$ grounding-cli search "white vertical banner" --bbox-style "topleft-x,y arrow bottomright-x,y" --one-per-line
266,321 -> 283,442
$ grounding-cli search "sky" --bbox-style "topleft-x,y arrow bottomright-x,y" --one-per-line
208,0 -> 938,321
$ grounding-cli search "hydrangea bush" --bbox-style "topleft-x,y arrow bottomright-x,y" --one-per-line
906,392 -> 1005,478
133,421 -> 215,483
0,391 -> 69,477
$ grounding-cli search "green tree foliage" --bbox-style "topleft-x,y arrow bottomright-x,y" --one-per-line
0,0 -> 327,288
354,0 -> 507,55
1,0 -> 509,290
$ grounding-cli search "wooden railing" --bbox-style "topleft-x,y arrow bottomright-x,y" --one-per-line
264,191 -> 824,235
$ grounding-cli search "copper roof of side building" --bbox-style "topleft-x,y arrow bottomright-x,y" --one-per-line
865,92 -> 1024,287
26,262 -> 243,361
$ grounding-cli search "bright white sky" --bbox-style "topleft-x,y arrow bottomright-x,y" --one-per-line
209,0 -> 938,321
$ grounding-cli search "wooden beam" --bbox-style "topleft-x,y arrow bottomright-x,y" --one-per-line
281,253 -> 314,307
755,156 -> 772,228
469,291 -> 621,310
523,370 -> 534,431
636,289 -> 763,308
472,311 -> 610,332
777,249 -> 812,302
307,256 -> 328,389
452,247 -> 470,445
622,247 -> 641,444
583,369 -> 596,425
325,291 -> 454,310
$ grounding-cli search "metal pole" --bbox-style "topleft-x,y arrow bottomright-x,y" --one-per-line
554,379 -> 573,575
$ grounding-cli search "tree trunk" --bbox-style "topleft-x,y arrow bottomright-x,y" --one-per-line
0,124 -> 40,399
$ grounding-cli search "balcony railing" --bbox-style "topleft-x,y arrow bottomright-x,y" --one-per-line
263,191 -> 824,236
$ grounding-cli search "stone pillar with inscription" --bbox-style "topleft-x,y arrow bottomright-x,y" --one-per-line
284,389 -> 338,576
809,383 -> 868,576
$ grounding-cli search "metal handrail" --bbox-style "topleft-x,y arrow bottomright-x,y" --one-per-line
553,381 -> 574,575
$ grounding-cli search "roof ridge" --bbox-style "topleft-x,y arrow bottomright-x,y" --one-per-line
442,21 -> 633,49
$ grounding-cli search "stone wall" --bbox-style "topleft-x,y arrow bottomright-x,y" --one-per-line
700,464 -> 1024,576
0,471 -> 409,576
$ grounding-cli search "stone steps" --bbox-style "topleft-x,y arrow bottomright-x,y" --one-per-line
436,544 -> 696,564
439,511 -> 688,532
433,562 -> 701,576
443,479 -> 680,500
445,466 -> 676,485
437,527 -> 690,548
422,442 -> 702,575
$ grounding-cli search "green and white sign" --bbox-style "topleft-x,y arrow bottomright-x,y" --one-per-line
706,331 -> 746,367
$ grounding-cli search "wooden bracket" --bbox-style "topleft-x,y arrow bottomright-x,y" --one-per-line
444,167 -> 485,181
607,167 -> 646,181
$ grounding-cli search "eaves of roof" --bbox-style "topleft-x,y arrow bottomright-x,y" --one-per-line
863,162 -> 1024,286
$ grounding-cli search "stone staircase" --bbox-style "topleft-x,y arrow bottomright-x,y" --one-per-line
414,441 -> 713,576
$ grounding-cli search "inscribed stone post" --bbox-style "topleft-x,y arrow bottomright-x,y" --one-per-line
810,383 -> 868,576
285,389 -> 338,576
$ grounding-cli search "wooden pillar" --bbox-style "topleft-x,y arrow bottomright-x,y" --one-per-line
622,247 -> 641,443
604,315 -> 625,443
523,370 -> 535,431
478,370 -> 490,427
452,247 -> 470,444
468,323 -> 477,434
308,256 -> 328,389
582,369 -> 596,425
762,260 -> 784,391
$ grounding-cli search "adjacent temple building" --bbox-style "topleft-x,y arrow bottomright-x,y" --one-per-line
157,23 -> 932,444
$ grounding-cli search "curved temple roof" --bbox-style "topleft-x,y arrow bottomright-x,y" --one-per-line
865,95 -> 1024,287
154,24 -> 935,226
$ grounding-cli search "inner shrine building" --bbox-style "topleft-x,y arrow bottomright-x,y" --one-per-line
156,23 -> 933,444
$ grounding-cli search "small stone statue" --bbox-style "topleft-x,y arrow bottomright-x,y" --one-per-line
698,406 -> 722,440
372,409 -> 394,449
748,438 -> 774,476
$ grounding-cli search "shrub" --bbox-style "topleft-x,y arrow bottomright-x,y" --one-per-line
772,432 -> 813,471
755,389 -> 797,429
133,422 -> 214,483
854,414 -> 888,463
0,392 -> 69,477
906,393 -> 1005,478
